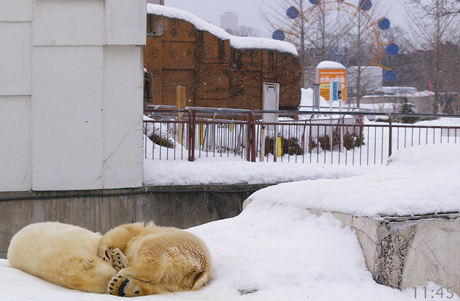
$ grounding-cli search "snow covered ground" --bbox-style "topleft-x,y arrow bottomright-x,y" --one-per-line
3,5 -> 459,301
143,116 -> 460,186
2,143 -> 460,300
246,143 -> 460,217
1,200 -> 456,301
3,98 -> 460,300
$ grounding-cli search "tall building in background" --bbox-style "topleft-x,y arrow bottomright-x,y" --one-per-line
147,0 -> 164,4
220,12 -> 238,34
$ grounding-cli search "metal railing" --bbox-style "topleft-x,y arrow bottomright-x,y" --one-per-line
143,107 -> 460,165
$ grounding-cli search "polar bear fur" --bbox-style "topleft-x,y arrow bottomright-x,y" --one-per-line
7,222 -> 116,293
98,222 -> 212,297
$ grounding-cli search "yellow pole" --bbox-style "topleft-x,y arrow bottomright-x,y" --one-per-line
199,123 -> 204,146
176,86 -> 186,144
277,137 -> 282,158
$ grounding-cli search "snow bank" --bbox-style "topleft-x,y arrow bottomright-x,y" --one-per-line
246,144 -> 460,217
2,201 -> 450,300
143,159 -> 379,186
147,4 -> 298,55
299,87 -> 328,108
298,87 -> 342,111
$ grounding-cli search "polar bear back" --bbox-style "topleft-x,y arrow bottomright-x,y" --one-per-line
8,222 -> 101,270
7,222 -> 116,293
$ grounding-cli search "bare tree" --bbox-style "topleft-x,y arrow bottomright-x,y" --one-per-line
404,0 -> 460,113
381,26 -> 420,87
225,26 -> 261,38
407,0 -> 460,16
258,0 -> 392,97
258,0 -> 309,86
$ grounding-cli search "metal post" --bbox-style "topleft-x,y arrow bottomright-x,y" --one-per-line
246,112 -> 252,161
176,86 -> 186,144
188,110 -> 196,162
251,115 -> 256,162
260,126 -> 266,161
388,114 -> 392,158
313,83 -> 320,111
246,111 -> 256,162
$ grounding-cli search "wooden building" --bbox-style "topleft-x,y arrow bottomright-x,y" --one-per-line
144,10 -> 302,110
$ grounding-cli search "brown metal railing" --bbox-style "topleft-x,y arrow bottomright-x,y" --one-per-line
143,107 -> 460,165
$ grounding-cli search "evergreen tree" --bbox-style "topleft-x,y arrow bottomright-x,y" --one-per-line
400,97 -> 420,124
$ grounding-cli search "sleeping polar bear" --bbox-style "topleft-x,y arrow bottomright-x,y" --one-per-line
98,222 -> 212,297
7,222 -> 116,293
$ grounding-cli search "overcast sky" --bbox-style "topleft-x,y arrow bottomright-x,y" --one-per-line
163,0 -> 407,38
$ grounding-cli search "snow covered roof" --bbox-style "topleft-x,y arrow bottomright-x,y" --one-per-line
316,60 -> 346,69
146,4 -> 298,56
363,90 -> 434,99
380,86 -> 418,93
362,86 -> 434,98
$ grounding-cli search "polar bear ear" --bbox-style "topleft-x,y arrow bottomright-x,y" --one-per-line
83,258 -> 95,270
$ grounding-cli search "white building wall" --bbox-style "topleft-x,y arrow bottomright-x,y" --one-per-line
0,0 -> 33,22
106,0 -> 148,45
31,46 -> 105,190
0,23 -> 32,95
0,96 -> 32,191
0,0 -> 146,192
33,0 -> 106,46
0,2 -> 33,192
102,46 -> 144,189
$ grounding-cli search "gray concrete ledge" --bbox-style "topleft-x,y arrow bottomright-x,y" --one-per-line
308,210 -> 460,296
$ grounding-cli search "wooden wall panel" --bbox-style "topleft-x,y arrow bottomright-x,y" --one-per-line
150,68 -> 163,104
145,13 -> 301,110
276,52 -> 301,83
197,31 -> 230,65
162,41 -> 196,70
144,37 -> 162,72
163,18 -> 196,42
162,70 -> 195,106
281,84 -> 301,110
196,68 -> 229,100
231,49 -> 262,71
230,71 -> 262,110
262,49 -> 276,79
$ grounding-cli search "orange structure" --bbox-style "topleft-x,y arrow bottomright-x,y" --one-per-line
144,11 -> 302,110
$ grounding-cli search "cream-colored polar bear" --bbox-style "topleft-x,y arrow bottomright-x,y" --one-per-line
98,223 -> 212,297
7,222 -> 116,293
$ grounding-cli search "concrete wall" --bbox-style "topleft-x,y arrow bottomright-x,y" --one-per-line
308,210 -> 460,296
0,0 -> 146,192
0,184 -> 269,258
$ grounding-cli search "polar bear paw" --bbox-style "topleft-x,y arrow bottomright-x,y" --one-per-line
111,248 -> 129,272
100,246 -> 112,263
108,275 -> 142,297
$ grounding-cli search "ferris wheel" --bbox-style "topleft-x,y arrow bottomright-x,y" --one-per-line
272,0 -> 399,82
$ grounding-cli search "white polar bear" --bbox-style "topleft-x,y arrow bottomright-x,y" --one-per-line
98,222 -> 212,297
7,222 -> 116,293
